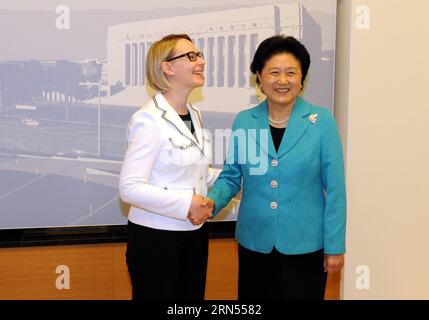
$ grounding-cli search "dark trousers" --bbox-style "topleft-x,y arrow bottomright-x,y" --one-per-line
238,245 -> 327,300
126,221 -> 208,300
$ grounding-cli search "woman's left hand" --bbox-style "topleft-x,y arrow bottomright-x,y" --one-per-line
324,254 -> 344,273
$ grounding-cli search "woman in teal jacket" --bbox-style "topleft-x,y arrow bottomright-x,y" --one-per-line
207,36 -> 346,300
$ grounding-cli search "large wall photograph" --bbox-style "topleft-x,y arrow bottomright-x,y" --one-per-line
0,0 -> 337,229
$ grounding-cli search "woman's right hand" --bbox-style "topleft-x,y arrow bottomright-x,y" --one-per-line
188,195 -> 214,225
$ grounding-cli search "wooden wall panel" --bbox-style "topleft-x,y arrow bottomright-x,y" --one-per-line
0,239 -> 340,300
112,244 -> 132,300
205,239 -> 238,300
0,244 -> 115,299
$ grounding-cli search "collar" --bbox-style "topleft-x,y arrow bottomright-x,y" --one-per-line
250,96 -> 312,159
153,92 -> 205,154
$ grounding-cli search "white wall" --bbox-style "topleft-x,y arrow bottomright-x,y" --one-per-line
336,0 -> 429,299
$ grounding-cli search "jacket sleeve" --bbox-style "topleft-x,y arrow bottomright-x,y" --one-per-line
119,113 -> 192,221
206,167 -> 222,189
321,112 -> 347,254
207,115 -> 243,216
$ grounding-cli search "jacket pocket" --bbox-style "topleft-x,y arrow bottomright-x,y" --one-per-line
163,186 -> 196,195
168,137 -> 194,150
160,137 -> 202,167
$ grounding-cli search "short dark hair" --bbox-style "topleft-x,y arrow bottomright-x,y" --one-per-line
250,35 -> 311,86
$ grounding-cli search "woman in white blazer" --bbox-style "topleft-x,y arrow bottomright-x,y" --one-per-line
119,34 -> 218,300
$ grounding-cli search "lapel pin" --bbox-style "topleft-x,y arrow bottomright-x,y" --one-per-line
309,114 -> 318,124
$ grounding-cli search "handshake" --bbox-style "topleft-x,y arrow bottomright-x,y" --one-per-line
187,195 -> 215,226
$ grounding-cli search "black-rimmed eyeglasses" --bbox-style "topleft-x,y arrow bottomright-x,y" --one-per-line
166,51 -> 204,62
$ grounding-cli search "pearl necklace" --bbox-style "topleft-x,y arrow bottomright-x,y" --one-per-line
268,115 -> 290,124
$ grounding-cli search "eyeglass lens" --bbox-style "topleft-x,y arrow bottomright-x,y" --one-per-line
187,52 -> 203,61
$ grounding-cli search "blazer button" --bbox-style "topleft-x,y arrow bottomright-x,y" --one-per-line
271,159 -> 278,167
271,180 -> 278,188
270,201 -> 278,209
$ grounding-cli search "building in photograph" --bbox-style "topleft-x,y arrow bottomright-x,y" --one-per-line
101,3 -> 325,112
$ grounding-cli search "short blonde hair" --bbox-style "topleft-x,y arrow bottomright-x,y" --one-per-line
146,34 -> 192,92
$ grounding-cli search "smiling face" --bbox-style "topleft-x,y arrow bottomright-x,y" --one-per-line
163,38 -> 205,92
257,52 -> 303,109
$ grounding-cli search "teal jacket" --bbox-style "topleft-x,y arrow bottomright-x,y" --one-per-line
208,97 -> 346,254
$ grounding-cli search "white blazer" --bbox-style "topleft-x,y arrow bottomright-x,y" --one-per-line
119,92 -> 219,231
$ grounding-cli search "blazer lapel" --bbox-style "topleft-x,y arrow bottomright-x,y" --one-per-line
276,96 -> 311,159
188,104 -> 205,154
249,100 -> 277,159
152,93 -> 204,154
